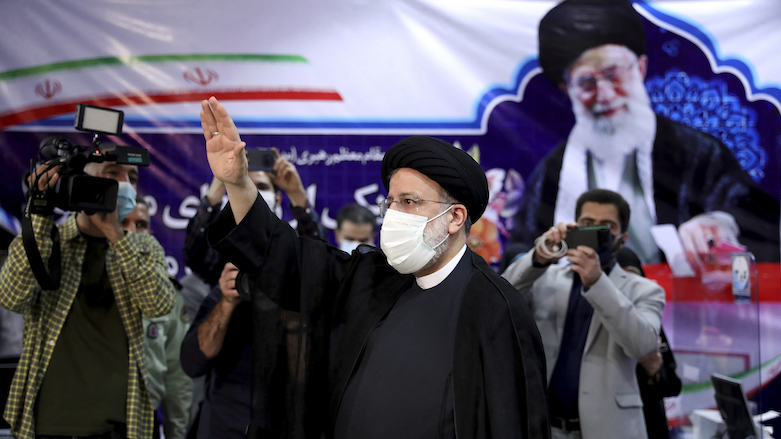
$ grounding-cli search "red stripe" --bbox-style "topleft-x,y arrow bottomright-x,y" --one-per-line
0,88 -> 343,130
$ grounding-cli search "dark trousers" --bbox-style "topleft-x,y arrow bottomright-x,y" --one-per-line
36,423 -> 126,439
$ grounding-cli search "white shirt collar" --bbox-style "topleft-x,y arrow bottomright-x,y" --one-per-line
415,244 -> 468,290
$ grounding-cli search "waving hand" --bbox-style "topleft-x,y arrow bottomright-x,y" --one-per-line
200,97 -> 257,222
201,97 -> 248,186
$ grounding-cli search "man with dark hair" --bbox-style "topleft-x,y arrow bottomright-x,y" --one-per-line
503,188 -> 664,439
122,196 -> 152,235
511,0 -> 780,263
334,203 -> 377,252
574,189 -> 630,234
0,157 -> 175,439
198,96 -> 549,439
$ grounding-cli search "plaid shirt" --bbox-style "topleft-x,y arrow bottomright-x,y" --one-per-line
0,213 -> 175,439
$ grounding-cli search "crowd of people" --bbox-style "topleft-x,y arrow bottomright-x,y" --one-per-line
0,112 -> 685,439
2,0 -> 777,438
0,144 -> 392,438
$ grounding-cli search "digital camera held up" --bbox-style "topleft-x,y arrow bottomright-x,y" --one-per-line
28,104 -> 149,215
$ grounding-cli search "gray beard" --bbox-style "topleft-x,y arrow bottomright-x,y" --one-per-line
568,74 -> 657,161
422,212 -> 451,269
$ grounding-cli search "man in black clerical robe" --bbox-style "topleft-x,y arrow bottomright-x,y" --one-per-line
199,96 -> 550,439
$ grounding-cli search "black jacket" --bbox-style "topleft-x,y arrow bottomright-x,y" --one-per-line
637,328 -> 681,439
209,196 -> 550,439
512,115 -> 780,261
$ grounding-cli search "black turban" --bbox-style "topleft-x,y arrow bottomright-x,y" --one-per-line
381,136 -> 489,222
538,0 -> 646,85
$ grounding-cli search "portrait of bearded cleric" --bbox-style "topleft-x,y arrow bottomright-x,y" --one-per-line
510,0 -> 780,263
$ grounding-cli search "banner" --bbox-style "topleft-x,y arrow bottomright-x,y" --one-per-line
2,0 -> 780,426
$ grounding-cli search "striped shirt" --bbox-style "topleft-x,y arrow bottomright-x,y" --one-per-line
0,214 -> 175,439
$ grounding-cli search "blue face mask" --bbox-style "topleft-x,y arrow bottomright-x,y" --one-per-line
116,181 -> 137,222
339,239 -> 362,254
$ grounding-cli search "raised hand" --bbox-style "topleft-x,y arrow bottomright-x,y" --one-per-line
200,97 -> 248,187
200,97 -> 258,222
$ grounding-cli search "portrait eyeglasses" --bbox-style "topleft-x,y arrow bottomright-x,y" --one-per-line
568,60 -> 637,95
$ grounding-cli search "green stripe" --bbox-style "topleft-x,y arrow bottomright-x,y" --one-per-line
681,352 -> 781,393
0,54 -> 307,82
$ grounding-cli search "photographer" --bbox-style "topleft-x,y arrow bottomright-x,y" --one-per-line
502,189 -> 665,439
0,153 -> 175,439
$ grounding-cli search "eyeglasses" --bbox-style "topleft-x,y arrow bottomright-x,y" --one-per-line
378,196 -> 455,217
567,61 -> 636,96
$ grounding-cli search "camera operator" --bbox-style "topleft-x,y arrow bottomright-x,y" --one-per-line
502,189 -> 665,439
0,154 -> 175,439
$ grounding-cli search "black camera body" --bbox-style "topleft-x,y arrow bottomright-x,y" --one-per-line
565,225 -> 612,251
246,148 -> 277,173
29,104 -> 149,215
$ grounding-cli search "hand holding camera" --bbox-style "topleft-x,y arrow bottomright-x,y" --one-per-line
85,206 -> 124,244
28,162 -> 60,193
270,151 -> 307,207
533,222 -> 572,264
565,240 -> 603,287
246,147 -> 307,207
534,223 -> 610,287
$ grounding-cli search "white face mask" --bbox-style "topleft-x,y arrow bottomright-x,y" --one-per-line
258,189 -> 276,210
339,239 -> 362,254
380,206 -> 452,274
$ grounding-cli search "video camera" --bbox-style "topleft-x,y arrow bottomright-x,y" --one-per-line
28,104 -> 149,215
22,104 -> 150,290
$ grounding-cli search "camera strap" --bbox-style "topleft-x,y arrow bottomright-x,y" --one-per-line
21,215 -> 62,290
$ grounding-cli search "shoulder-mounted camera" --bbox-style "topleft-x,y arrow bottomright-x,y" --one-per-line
28,104 -> 149,215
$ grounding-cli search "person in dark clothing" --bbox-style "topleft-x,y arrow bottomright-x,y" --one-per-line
198,96 -> 550,439
184,165 -> 326,287
333,203 -> 377,252
616,247 -> 682,439
180,152 -> 326,439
